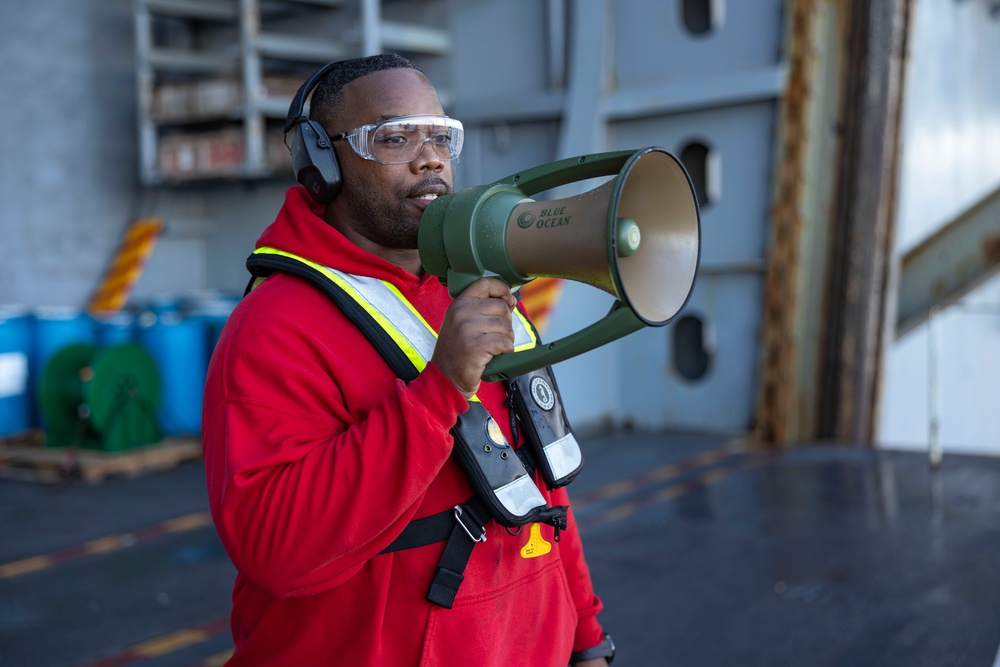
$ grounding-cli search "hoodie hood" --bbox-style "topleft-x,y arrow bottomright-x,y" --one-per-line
256,186 -> 434,292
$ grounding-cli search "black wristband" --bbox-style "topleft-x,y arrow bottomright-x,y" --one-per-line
570,633 -> 615,664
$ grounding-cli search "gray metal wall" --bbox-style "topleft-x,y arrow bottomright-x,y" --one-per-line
6,0 -> 994,445
0,0 -> 140,308
0,0 -> 283,308
0,0 -> 785,436
448,0 -> 785,434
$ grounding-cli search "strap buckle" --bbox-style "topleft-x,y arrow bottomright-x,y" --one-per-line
453,505 -> 487,543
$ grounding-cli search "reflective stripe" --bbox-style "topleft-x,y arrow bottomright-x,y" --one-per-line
494,474 -> 549,517
332,270 -> 439,363
512,310 -> 536,352
542,433 -> 583,481
252,248 -> 429,373
252,247 -> 539,366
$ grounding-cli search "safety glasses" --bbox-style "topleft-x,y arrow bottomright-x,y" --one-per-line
331,115 -> 464,164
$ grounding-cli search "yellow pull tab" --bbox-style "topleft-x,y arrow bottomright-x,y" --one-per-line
520,523 -> 552,559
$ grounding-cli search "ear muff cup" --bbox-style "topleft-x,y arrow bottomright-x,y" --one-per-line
288,118 -> 342,204
285,61 -> 344,204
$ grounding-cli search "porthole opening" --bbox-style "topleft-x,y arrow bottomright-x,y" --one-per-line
673,314 -> 712,381
679,140 -> 721,208
682,0 -> 726,36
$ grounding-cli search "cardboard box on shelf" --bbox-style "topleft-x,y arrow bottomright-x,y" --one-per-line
192,78 -> 242,119
261,73 -> 306,103
153,77 -> 243,122
152,81 -> 194,122
158,128 -> 245,178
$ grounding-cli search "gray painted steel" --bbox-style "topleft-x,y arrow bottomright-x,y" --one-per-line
1,0 -> 996,445
448,0 -> 784,433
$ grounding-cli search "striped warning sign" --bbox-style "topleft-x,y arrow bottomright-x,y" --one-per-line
518,277 -> 564,336
88,218 -> 163,314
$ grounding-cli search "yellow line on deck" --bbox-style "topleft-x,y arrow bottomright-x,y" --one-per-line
0,511 -> 214,580
134,629 -> 209,657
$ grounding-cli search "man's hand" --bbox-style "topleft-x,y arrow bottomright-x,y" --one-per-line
431,277 -> 517,398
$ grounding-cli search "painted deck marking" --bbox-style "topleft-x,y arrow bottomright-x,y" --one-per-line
0,511 -> 213,580
75,617 -> 229,667
576,447 -> 772,532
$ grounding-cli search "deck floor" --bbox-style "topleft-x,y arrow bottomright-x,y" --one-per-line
2,430 -> 999,666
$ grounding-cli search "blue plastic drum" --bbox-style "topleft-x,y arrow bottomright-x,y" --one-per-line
94,311 -> 136,347
137,312 -> 206,436
0,306 -> 32,437
185,291 -> 239,365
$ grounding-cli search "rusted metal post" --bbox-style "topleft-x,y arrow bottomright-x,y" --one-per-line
754,0 -> 813,447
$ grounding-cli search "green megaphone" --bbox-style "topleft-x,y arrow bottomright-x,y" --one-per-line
419,146 -> 701,382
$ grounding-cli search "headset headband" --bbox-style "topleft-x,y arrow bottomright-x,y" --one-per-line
285,61 -> 341,134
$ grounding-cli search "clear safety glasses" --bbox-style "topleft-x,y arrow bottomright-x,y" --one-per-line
331,115 -> 464,165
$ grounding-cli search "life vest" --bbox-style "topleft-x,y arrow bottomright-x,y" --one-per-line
246,246 -> 584,607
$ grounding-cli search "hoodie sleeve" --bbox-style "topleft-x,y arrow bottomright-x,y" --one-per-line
548,484 -> 607,653
202,274 -> 470,598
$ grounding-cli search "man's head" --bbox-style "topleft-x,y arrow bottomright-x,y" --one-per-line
305,55 -> 459,267
307,53 -> 420,128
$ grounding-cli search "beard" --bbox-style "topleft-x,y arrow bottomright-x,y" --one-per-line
341,175 -> 451,250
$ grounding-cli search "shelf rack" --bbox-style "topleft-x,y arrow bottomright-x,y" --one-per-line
134,0 -> 450,184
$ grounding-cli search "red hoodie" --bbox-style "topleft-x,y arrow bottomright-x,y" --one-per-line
202,186 -> 605,666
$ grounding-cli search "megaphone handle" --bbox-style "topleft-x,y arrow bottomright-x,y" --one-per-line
446,269 -> 510,298
506,149 -> 636,196
482,303 -> 645,382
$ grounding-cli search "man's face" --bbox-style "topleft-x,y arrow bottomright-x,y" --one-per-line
326,68 -> 454,252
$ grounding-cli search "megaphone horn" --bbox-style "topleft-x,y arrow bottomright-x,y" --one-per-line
419,147 -> 701,381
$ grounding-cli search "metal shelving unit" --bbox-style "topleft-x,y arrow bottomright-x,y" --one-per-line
133,0 -> 450,184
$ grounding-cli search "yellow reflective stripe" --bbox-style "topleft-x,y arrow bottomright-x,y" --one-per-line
382,276 -> 535,351
374,277 -> 487,404
512,308 -> 537,352
252,247 -> 536,399
252,248 -> 429,373
380,280 -> 437,333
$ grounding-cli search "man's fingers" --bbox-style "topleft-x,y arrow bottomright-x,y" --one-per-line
478,331 -> 516,356
432,277 -> 519,398
469,296 -> 518,319
451,309 -> 515,343
457,277 -> 516,309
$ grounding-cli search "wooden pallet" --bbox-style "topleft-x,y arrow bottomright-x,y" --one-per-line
0,434 -> 202,484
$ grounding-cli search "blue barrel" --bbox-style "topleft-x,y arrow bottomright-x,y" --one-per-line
143,296 -> 181,316
0,306 -> 32,437
32,308 -> 97,427
137,312 -> 206,436
94,311 -> 136,347
186,291 -> 239,364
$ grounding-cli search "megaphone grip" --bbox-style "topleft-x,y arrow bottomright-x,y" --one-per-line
500,150 -> 638,196
482,303 -> 645,381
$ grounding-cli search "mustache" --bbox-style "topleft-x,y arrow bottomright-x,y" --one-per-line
407,176 -> 453,197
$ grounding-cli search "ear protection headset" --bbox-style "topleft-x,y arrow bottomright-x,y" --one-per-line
285,61 -> 344,205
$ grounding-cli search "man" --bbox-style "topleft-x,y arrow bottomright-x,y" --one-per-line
203,53 -> 613,666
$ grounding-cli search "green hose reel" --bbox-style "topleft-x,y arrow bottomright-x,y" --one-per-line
38,343 -> 163,452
